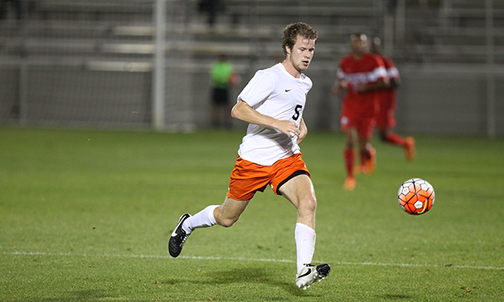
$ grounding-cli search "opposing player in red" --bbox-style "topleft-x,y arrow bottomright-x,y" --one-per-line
333,33 -> 388,190
370,37 -> 415,161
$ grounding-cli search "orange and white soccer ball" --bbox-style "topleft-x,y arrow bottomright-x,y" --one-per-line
398,178 -> 435,215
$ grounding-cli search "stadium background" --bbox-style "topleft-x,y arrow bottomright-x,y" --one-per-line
0,0 -> 502,136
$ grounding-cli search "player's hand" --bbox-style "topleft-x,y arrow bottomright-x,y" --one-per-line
297,125 -> 307,144
274,120 -> 300,138
333,81 -> 347,96
356,83 -> 367,93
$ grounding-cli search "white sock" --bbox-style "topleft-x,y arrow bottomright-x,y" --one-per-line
295,223 -> 316,274
182,205 -> 218,234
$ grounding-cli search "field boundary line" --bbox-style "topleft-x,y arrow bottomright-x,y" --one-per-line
3,251 -> 504,271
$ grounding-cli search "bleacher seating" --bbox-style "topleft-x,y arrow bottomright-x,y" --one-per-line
394,2 -> 504,64
2,1 -> 504,69
36,0 -> 152,22
225,0 -> 378,27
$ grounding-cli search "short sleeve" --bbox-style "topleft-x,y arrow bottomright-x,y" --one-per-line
237,71 -> 275,107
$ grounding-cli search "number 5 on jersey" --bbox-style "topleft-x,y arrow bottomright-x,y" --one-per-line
292,105 -> 303,121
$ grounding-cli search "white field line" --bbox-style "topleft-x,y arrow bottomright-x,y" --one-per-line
3,251 -> 504,271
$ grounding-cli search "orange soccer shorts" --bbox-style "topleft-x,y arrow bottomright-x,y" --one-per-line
226,153 -> 310,201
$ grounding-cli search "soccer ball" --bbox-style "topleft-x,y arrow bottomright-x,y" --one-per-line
397,178 -> 435,215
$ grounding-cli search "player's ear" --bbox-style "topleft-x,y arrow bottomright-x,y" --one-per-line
285,45 -> 291,55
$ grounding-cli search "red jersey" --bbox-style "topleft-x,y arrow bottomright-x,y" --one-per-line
378,56 -> 399,106
337,53 -> 387,118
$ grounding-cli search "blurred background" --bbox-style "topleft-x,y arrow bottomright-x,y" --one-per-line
0,0 -> 502,136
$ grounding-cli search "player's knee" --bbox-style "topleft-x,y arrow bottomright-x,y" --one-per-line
345,138 -> 356,149
299,195 -> 317,214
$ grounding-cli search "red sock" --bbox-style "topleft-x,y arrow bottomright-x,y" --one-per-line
385,132 -> 407,147
344,148 -> 354,177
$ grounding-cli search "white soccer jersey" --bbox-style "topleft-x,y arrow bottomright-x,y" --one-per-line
236,63 -> 312,166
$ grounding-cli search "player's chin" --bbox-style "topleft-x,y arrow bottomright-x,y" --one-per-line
298,63 -> 310,71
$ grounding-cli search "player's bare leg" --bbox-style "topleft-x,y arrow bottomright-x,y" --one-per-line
213,197 -> 250,227
169,197 -> 250,257
280,174 -> 316,228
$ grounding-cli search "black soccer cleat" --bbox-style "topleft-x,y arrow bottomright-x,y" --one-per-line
168,213 -> 191,257
295,263 -> 331,290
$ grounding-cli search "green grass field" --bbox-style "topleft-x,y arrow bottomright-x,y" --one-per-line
1,126 -> 503,301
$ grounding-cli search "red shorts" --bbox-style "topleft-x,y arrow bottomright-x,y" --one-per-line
340,99 -> 377,139
227,153 -> 310,201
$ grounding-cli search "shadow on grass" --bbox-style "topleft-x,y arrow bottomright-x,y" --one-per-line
162,266 -> 324,298
15,290 -> 110,302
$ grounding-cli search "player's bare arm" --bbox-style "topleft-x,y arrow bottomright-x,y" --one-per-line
332,79 -> 347,96
231,99 -> 300,137
297,118 -> 308,144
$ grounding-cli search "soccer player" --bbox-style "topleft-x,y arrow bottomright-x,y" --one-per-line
370,37 -> 415,161
209,53 -> 236,128
169,22 -> 330,290
333,33 -> 388,190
